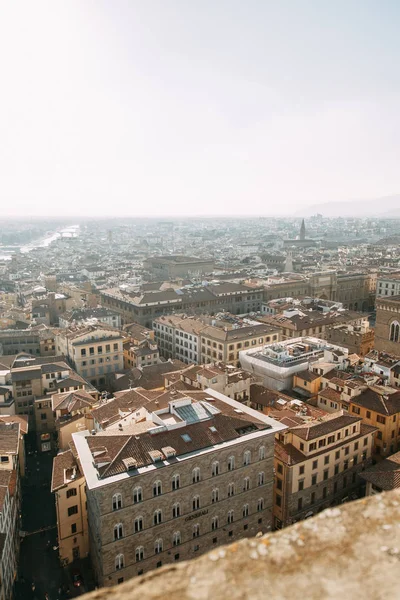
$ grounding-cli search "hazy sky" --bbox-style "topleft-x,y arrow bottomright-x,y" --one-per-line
1,1 -> 399,217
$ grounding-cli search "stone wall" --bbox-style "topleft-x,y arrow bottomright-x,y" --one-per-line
82,488 -> 400,600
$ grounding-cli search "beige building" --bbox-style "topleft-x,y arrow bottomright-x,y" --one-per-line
55,324 -> 124,389
273,412 -> 376,529
51,447 -> 89,565
73,390 -> 285,587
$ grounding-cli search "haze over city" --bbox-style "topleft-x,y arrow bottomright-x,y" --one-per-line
1,1 -> 400,217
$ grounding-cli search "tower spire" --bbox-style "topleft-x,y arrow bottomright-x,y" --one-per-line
300,219 -> 306,241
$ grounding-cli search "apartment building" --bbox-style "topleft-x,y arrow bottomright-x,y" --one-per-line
273,412 -> 376,529
360,451 -> 400,496
376,272 -> 400,298
73,389 -> 286,587
101,282 -> 264,328
59,307 -> 122,329
143,256 -> 215,279
55,324 -> 124,389
0,422 -> 23,600
0,326 -> 56,357
51,447 -> 89,565
349,386 -> 400,457
164,363 -> 251,403
154,314 -> 279,367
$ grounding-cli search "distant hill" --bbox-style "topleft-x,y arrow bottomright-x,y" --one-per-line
296,195 -> 400,218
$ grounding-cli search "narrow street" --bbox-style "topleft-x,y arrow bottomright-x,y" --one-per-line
15,445 -> 94,600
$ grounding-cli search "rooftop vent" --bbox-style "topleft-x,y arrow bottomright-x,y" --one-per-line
162,446 -> 177,458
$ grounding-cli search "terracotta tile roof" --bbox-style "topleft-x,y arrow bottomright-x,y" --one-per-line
0,415 -> 28,435
318,387 -> 342,402
51,449 -> 81,492
291,414 -> 362,441
359,452 -> 400,491
351,388 -> 400,416
0,423 -> 19,454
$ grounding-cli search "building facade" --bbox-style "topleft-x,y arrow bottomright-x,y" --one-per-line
374,295 -> 400,357
73,390 -> 285,587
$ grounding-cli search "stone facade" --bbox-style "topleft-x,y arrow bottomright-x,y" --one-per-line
375,295 -> 400,357
87,436 -> 274,587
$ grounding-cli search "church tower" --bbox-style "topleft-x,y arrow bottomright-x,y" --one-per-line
300,219 -> 306,241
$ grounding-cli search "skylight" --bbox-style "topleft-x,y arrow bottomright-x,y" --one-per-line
181,433 -> 192,442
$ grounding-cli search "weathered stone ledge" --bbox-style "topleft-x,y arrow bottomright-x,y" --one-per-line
83,490 -> 400,599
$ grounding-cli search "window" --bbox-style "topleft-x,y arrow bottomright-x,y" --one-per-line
312,460 -> 318,470
193,495 -> 200,510
211,516 -> 219,531
259,446 -> 266,460
212,489 -> 219,503
312,474 -> 317,486
277,463 -> 283,474
309,443 -> 317,451
171,474 -> 180,491
228,483 -> 235,497
323,470 -> 329,481
227,510 -> 234,524
112,493 -> 122,511
68,505 -> 78,517
327,435 -> 335,444
298,480 -> 304,491
243,477 -> 250,492
114,523 -> 123,540
153,481 -> 162,497
366,411 -> 371,419
192,467 -> 201,483
134,517 -> 143,533
172,531 -> 181,546
276,494 -> 282,507
324,456 -> 330,465
172,503 -> 180,518
135,547 -> 144,562
390,321 -> 400,343
115,554 -> 124,570
41,413 -> 47,421
258,472 -> 265,486
243,504 -> 249,518
71,523 -> 77,534
377,415 -> 386,425
193,524 -> 200,538
211,461 -> 219,477
334,465 -> 339,475
335,451 -> 340,460
133,487 -> 142,504
153,510 -> 162,525
257,498 -> 264,512
228,456 -> 235,471
243,451 -> 251,466
67,488 -> 77,498
155,539 -> 163,554
352,406 -> 360,415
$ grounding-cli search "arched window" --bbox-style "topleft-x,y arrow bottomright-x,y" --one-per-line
133,487 -> 142,504
211,516 -> 219,531
154,509 -> 162,525
258,472 -> 265,486
192,523 -> 200,538
192,495 -> 200,510
243,504 -> 249,518
228,482 -> 235,497
135,546 -> 144,562
171,474 -> 180,491
115,554 -> 124,570
172,503 -> 180,518
114,523 -> 123,540
257,498 -> 264,512
390,321 -> 400,343
259,446 -> 266,460
227,510 -> 234,524
228,456 -> 235,471
112,493 -> 122,511
243,477 -> 250,491
134,516 -> 143,533
154,538 -> 163,554
243,451 -> 251,466
153,480 -> 162,497
211,488 -> 219,503
172,531 -> 181,546
192,467 -> 201,483
211,461 -> 219,477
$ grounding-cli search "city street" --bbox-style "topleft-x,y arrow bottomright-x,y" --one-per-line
15,444 -> 94,600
